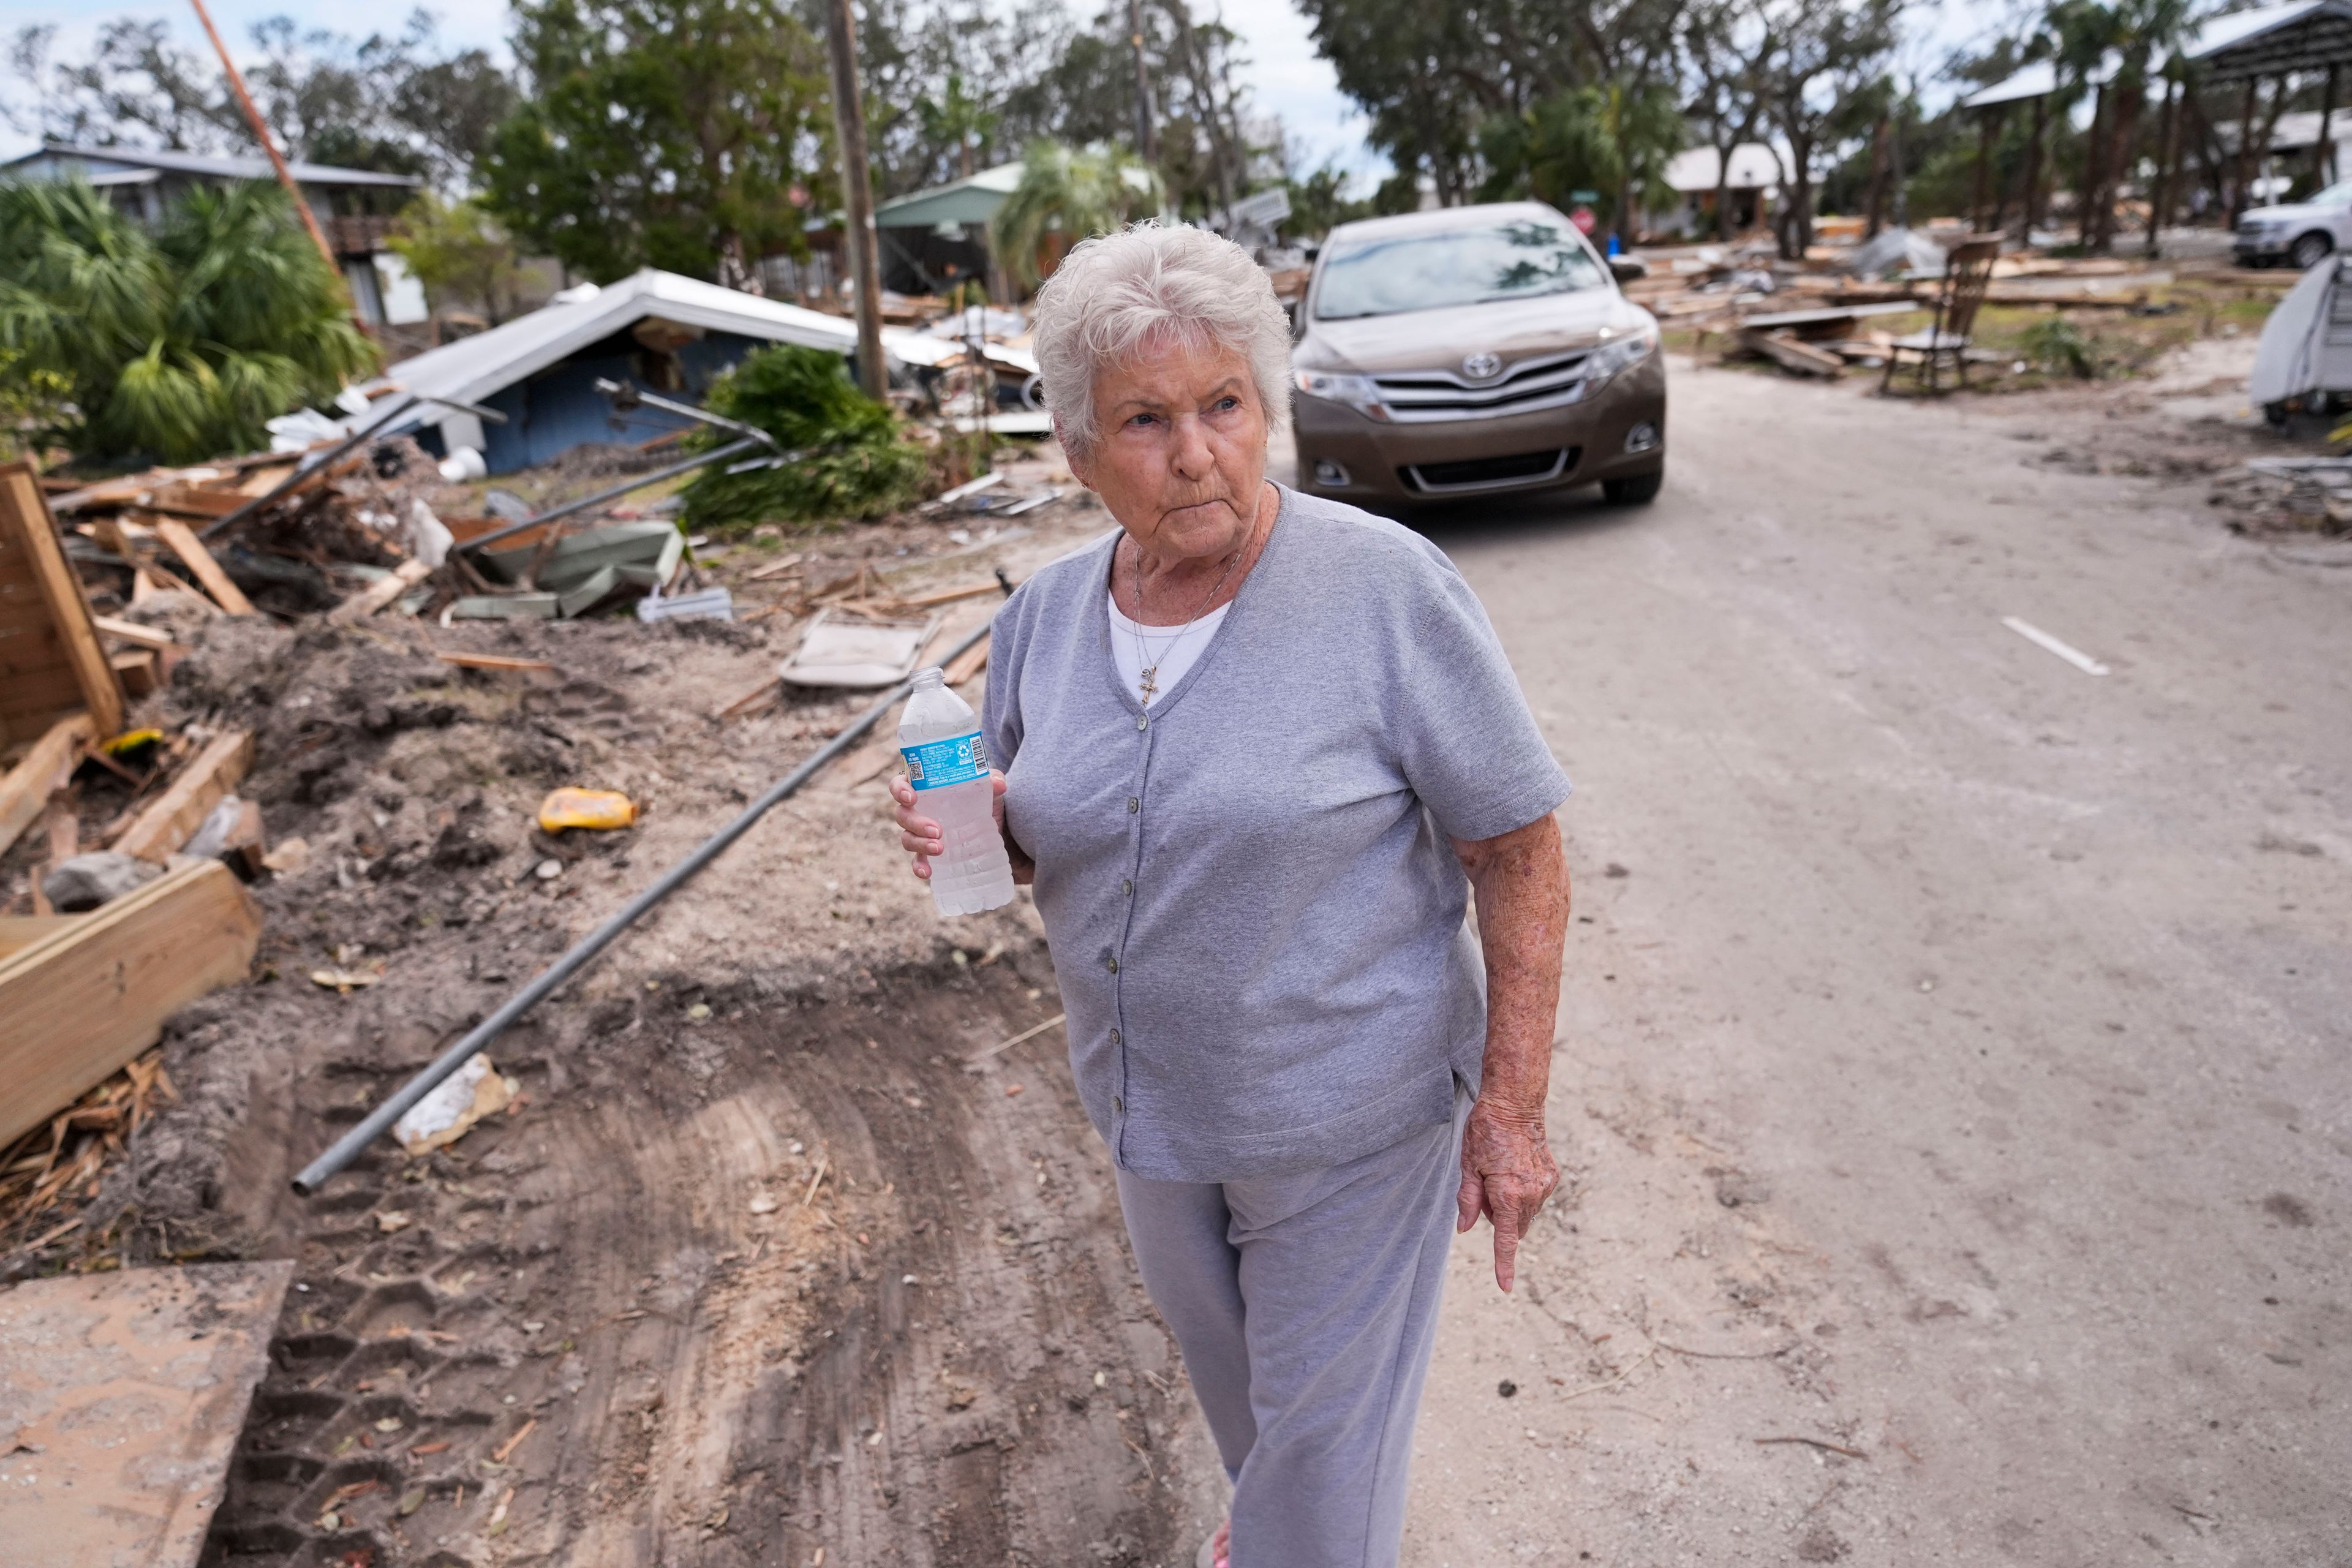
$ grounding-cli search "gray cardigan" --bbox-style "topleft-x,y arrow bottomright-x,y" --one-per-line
985,485 -> 1570,1182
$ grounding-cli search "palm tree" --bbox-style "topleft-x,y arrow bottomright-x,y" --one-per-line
0,179 -> 376,463
989,140 -> 1164,290
1476,83 -> 1684,249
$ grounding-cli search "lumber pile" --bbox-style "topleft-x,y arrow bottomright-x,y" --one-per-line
47,438 -> 445,622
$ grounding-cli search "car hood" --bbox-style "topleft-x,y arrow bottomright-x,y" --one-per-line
2244,203 -> 2337,227
1298,288 -> 1637,374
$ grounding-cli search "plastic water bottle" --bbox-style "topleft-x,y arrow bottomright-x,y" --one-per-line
898,666 -> 1015,916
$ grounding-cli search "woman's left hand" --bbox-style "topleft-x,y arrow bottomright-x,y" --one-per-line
1456,1098 -> 1559,1293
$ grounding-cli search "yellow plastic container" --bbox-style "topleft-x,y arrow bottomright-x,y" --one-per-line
537,788 -> 638,832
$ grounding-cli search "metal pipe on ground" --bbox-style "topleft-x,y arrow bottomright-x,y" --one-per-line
290,612 -> 1001,1196
453,436 -> 764,556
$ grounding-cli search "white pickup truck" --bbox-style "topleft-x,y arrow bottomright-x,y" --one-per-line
2236,181 -> 2352,270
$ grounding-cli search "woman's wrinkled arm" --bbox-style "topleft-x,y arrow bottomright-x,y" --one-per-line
1452,812 -> 1570,1292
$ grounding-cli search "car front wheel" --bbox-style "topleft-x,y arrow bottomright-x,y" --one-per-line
1602,470 -> 1664,505
2292,231 -> 2335,270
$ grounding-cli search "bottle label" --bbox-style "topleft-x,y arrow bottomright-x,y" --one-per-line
903,730 -> 988,791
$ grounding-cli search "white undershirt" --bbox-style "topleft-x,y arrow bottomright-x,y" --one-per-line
1108,592 -> 1232,706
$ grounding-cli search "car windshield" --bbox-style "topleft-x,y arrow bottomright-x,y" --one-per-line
2307,180 -> 2352,206
1314,219 -> 1607,320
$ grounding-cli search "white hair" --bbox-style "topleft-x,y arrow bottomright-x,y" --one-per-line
1029,221 -> 1293,456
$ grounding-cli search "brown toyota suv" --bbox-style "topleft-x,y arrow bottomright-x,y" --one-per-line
1291,201 -> 1665,509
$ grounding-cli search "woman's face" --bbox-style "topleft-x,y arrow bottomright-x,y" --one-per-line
1067,333 -> 1269,562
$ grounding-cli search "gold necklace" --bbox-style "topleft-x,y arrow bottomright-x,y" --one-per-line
1121,508 -> 1260,706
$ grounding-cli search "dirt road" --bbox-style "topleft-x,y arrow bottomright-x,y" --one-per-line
91,348 -> 2339,1567
1387,352 -> 2352,1564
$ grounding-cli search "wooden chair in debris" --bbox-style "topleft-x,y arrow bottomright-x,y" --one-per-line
1879,234 -> 2003,396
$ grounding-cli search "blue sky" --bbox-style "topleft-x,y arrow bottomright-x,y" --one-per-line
0,0 -> 2003,181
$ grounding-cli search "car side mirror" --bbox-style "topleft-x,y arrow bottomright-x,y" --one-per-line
1608,255 -> 1649,285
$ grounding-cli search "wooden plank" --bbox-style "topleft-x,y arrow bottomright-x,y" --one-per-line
111,729 -> 253,862
0,1261 -> 291,1568
0,711 -> 94,858
0,859 -> 260,1148
899,579 -> 1002,609
943,630 -> 990,687
0,462 -> 124,742
1739,328 -> 1846,379
146,483 -> 248,519
152,519 -> 258,616
0,913 -> 78,959
435,649 -> 555,673
92,614 -> 180,651
324,557 -> 431,625
111,647 -> 159,697
237,463 -> 298,496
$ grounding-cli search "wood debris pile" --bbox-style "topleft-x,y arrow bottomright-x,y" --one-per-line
0,1049 -> 173,1254
1621,239 -> 2185,379
3,464 -> 266,1267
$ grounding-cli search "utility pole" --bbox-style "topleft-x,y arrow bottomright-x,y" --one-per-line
1128,0 -> 1158,163
186,0 -> 344,285
824,0 -> 889,401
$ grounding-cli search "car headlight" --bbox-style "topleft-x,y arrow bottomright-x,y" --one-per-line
1586,322 -> 1659,383
1293,369 -> 1389,420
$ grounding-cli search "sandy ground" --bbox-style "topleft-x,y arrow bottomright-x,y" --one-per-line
1387,338 -> 2351,1566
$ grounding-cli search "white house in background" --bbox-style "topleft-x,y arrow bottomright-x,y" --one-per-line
0,141 -> 426,327
1652,142 -> 1790,236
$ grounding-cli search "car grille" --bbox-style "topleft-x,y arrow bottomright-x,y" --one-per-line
1401,448 -> 1576,494
1371,348 -> 1597,423
2238,219 -> 2268,240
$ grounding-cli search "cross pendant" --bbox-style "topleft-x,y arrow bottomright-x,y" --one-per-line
1138,666 -> 1158,705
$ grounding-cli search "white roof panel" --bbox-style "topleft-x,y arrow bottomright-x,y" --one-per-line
360,268 -> 958,412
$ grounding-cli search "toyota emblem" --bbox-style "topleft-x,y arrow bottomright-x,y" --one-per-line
1461,351 -> 1503,380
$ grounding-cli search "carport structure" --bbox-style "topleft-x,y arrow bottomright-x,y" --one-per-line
2182,0 -> 2352,223
1957,0 -> 2352,252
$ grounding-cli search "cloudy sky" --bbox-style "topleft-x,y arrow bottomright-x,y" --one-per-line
0,0 -> 1379,170
0,0 -> 1997,176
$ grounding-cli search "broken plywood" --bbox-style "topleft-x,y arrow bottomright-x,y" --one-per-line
0,1261 -> 292,1568
0,462 -> 124,746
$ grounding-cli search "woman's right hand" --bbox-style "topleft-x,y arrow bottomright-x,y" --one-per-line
890,771 -> 1028,883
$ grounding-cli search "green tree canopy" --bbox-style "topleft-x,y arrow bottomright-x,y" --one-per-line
483,0 -> 835,285
990,139 -> 1164,288
388,193 -> 533,324
0,179 -> 377,464
677,344 -> 928,527
1478,81 -> 1684,243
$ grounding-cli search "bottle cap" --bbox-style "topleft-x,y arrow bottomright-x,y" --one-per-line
911,665 -> 945,687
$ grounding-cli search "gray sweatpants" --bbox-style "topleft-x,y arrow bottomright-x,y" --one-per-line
1114,1088 -> 1468,1568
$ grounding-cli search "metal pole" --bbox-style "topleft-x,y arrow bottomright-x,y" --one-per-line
453,437 -> 763,556
1971,108 -> 1993,231
2023,94 -> 2047,237
292,614 -> 999,1196
823,0 -> 890,402
2324,65 -> 2340,186
2147,77 -> 2179,257
187,0 -> 345,288
2235,77 -> 2258,224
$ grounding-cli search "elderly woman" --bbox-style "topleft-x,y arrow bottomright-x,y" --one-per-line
889,224 -> 1571,1568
